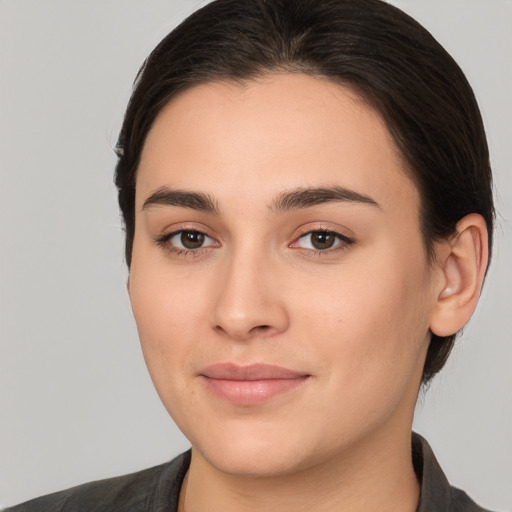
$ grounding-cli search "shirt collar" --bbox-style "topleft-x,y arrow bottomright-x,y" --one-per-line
413,432 -> 453,512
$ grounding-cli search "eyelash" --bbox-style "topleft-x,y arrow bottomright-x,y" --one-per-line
155,229 -> 218,257
155,228 -> 355,257
289,229 -> 355,255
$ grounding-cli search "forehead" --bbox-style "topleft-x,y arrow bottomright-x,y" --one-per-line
136,73 -> 418,213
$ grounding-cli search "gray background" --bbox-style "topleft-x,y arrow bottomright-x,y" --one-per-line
0,0 -> 510,509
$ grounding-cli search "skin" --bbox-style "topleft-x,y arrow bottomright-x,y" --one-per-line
128,74 -> 483,512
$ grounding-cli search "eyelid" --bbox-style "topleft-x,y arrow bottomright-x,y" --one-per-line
170,230 -> 217,247
288,226 -> 355,253
154,225 -> 220,255
153,223 -> 354,257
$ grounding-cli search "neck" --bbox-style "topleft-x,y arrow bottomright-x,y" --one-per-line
178,427 -> 420,512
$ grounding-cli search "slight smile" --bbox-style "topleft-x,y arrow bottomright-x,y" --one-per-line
199,363 -> 312,406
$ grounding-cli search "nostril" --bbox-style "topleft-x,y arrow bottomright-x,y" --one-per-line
247,324 -> 271,334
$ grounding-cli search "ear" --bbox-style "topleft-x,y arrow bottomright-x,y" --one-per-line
429,214 -> 489,337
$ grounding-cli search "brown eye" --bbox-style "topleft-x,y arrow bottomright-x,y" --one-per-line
158,229 -> 218,254
291,230 -> 354,253
310,231 -> 336,250
180,230 -> 205,249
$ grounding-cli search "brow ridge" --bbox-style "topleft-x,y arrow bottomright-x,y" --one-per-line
142,187 -> 219,214
270,186 -> 381,212
142,185 -> 379,215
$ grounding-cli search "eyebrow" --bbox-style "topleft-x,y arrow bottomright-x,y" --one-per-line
141,185 -> 380,215
270,186 -> 381,212
142,187 -> 219,214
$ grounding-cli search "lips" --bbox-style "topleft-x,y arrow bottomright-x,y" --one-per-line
199,363 -> 310,405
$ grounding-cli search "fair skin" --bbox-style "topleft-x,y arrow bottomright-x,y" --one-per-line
128,74 -> 488,512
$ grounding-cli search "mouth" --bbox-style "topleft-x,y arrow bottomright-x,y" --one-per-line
199,363 -> 311,405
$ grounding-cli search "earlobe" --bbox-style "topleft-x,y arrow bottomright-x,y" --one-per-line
429,214 -> 489,337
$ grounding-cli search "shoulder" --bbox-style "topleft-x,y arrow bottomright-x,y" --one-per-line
450,487 -> 495,512
3,451 -> 190,512
412,433 -> 496,512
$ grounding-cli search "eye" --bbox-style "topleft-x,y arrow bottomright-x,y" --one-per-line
156,229 -> 218,253
174,230 -> 208,249
291,230 -> 354,252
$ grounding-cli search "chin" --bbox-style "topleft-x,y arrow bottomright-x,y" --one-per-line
184,414 -> 330,478
197,439 -> 314,478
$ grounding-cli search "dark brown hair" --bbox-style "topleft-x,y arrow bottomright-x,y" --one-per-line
114,0 -> 494,384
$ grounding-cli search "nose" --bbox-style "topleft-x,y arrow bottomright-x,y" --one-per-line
211,250 -> 289,341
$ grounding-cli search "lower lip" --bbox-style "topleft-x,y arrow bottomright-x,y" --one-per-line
202,376 -> 310,405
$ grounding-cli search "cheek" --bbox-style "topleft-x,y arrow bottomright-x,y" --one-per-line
128,256 -> 212,389
131,275 -> 204,340
284,264 -> 429,449
295,245 -> 431,389
128,270 -> 215,438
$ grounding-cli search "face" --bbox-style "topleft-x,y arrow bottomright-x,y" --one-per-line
129,74 -> 441,477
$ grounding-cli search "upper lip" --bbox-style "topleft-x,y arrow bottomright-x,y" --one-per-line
200,363 -> 309,381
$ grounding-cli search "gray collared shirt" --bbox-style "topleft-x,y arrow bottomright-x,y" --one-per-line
4,433 -> 494,511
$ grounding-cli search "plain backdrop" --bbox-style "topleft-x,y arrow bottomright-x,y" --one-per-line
0,0 -> 511,509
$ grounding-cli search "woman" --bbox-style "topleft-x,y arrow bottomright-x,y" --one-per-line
3,0 -> 502,510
